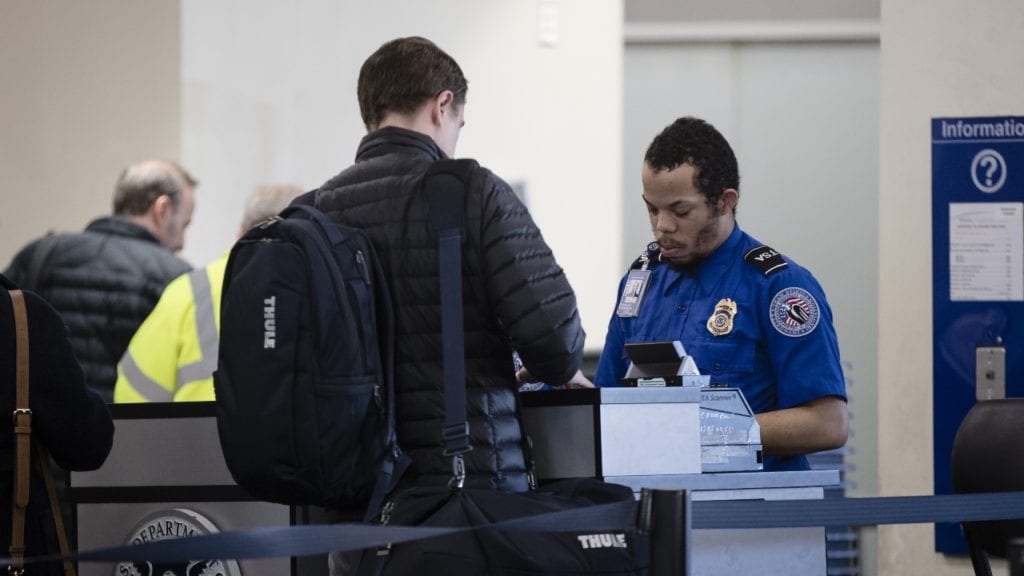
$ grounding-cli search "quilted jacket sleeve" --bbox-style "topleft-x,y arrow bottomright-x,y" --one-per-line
475,169 -> 585,385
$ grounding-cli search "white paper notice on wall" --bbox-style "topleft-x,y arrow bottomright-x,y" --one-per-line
949,202 -> 1024,301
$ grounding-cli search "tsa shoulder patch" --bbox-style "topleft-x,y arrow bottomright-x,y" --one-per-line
769,287 -> 820,337
744,245 -> 788,276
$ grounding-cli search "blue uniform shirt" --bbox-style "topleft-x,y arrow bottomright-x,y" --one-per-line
595,225 -> 846,471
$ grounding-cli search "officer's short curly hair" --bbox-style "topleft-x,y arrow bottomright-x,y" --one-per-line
643,117 -> 740,211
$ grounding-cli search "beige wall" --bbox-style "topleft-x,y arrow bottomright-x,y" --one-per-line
0,1 -> 181,269
877,0 -> 1024,574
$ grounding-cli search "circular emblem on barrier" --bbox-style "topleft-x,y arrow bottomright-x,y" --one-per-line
114,508 -> 242,576
769,287 -> 820,337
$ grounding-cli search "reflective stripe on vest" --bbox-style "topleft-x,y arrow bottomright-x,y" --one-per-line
176,268 -> 219,385
120,348 -> 174,402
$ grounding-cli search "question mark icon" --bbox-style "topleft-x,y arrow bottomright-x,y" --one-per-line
980,156 -> 997,186
971,149 -> 1007,193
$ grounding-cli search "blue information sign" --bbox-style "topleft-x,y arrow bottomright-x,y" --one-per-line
932,116 -> 1024,554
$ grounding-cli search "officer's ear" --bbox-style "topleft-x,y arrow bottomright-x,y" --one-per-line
719,188 -> 739,215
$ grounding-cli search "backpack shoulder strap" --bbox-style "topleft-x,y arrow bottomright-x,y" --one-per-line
24,232 -> 60,291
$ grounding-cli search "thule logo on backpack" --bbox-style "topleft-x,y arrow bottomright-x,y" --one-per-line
263,296 -> 276,349
577,533 -> 628,549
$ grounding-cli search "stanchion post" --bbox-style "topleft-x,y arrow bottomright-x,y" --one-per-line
640,488 -> 690,576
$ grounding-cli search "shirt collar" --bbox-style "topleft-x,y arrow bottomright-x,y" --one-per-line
663,225 -> 744,294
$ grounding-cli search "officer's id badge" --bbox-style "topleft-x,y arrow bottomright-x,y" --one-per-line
706,298 -> 738,336
616,269 -> 652,318
770,287 -> 820,337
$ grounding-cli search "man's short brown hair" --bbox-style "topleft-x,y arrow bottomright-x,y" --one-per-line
357,36 -> 468,131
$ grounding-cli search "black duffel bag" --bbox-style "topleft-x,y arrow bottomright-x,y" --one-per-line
369,478 -> 648,576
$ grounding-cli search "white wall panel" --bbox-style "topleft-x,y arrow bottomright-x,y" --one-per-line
181,0 -> 623,351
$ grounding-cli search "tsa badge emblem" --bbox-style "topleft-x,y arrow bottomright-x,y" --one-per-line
770,287 -> 820,337
114,508 -> 243,576
706,298 -> 738,336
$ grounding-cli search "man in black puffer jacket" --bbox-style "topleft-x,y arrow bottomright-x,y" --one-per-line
314,37 -> 590,494
4,161 -> 195,402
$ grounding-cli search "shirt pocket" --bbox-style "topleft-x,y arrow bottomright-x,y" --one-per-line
698,339 -> 756,380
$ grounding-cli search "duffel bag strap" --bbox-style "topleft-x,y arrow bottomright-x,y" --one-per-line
354,158 -> 477,576
424,159 -> 477,489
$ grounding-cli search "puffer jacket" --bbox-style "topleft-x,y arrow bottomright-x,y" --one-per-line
4,217 -> 191,401
315,127 -> 585,492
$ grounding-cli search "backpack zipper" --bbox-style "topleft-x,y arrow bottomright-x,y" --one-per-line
355,249 -> 383,409
374,500 -> 396,559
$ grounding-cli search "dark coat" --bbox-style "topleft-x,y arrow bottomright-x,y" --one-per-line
0,274 -> 114,574
4,217 -> 191,401
315,127 -> 585,492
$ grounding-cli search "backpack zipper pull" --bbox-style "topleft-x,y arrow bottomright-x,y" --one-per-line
380,500 -> 394,526
257,215 -> 282,229
356,250 -> 370,283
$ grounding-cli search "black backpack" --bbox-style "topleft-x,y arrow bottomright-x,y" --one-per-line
213,200 -> 406,511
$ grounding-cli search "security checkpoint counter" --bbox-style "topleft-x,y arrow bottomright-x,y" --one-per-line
68,393 -> 837,576
68,402 -> 327,576
520,387 -> 840,576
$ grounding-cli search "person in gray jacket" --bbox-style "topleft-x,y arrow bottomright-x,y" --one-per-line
313,36 -> 590,496
4,160 -> 196,401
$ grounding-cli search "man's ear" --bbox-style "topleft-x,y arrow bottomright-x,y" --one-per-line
720,188 -> 739,213
150,194 -> 173,226
430,90 -> 455,127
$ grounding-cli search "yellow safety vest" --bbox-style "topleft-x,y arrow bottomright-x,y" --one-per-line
114,253 -> 227,402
